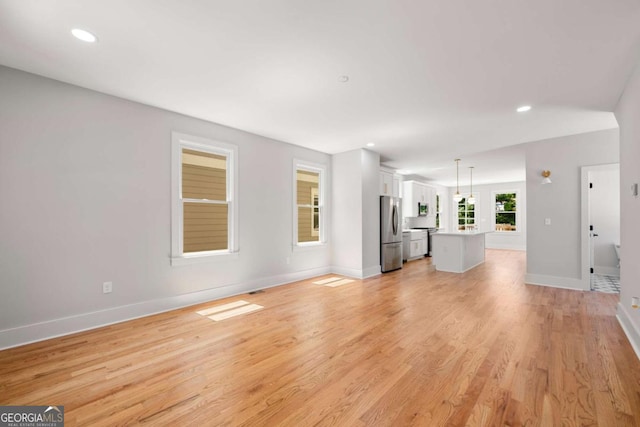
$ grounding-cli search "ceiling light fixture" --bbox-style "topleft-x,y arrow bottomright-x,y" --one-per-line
453,159 -> 463,202
468,166 -> 476,205
541,170 -> 552,184
366,142 -> 375,147
516,105 -> 531,113
71,28 -> 98,43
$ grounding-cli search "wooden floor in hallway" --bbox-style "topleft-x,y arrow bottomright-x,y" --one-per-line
1,249 -> 639,426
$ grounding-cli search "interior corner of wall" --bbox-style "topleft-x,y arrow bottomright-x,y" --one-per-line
617,302 -> 640,361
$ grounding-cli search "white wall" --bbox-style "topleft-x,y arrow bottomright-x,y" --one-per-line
331,150 -> 363,276
0,66 -> 332,348
589,165 -> 620,276
525,129 -> 619,290
331,149 -> 381,278
614,57 -> 640,358
361,149 -> 381,275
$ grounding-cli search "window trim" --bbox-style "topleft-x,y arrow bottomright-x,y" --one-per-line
455,196 -> 477,231
492,190 -> 520,234
293,159 -> 326,248
310,187 -> 319,237
171,132 -> 239,266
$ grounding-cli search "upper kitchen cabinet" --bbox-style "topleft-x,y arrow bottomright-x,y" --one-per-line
380,168 -> 401,198
424,186 -> 436,218
402,180 -> 436,218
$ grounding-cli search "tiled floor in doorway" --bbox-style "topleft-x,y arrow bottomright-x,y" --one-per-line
591,274 -> 620,293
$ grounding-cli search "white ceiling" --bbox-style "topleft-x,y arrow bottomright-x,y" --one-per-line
1,0 -> 638,185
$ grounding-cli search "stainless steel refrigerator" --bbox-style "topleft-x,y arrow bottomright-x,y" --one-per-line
380,195 -> 403,272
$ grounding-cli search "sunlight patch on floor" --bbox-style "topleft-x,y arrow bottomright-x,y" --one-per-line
313,277 -> 343,285
196,300 -> 264,321
313,277 -> 354,287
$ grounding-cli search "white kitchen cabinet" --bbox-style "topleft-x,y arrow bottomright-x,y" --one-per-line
404,230 -> 425,260
415,182 -> 427,203
402,181 -> 435,217
402,181 -> 418,217
380,171 -> 393,196
410,238 -> 423,258
424,186 -> 436,218
393,175 -> 401,198
380,170 -> 401,197
402,181 -> 436,217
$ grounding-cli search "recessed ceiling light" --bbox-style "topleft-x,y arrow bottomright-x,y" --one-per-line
338,75 -> 349,83
71,28 -> 98,43
516,105 -> 531,113
366,142 -> 375,147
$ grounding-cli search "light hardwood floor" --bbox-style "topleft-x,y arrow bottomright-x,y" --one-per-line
1,250 -> 639,426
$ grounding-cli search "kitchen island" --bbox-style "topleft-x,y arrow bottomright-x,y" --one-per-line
431,231 -> 489,273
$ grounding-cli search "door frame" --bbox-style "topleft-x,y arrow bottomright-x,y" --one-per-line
580,163 -> 620,291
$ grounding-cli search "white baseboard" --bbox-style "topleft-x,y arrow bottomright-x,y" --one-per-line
616,302 -> 640,361
524,273 -> 586,291
330,265 -> 382,279
0,266 -> 331,350
594,265 -> 620,277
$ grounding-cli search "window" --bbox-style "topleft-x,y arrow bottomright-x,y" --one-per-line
494,192 -> 518,232
171,132 -> 238,264
436,194 -> 441,229
457,197 -> 475,231
294,161 -> 325,245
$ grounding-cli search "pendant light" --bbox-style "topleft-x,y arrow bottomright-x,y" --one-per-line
453,159 -> 463,202
468,166 -> 476,205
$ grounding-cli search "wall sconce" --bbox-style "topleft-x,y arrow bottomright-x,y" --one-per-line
541,170 -> 552,185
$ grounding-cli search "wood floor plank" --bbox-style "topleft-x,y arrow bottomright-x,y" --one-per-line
1,250 -> 639,426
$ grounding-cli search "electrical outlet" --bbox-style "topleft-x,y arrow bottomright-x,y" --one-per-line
544,218 -> 551,226
103,281 -> 113,294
